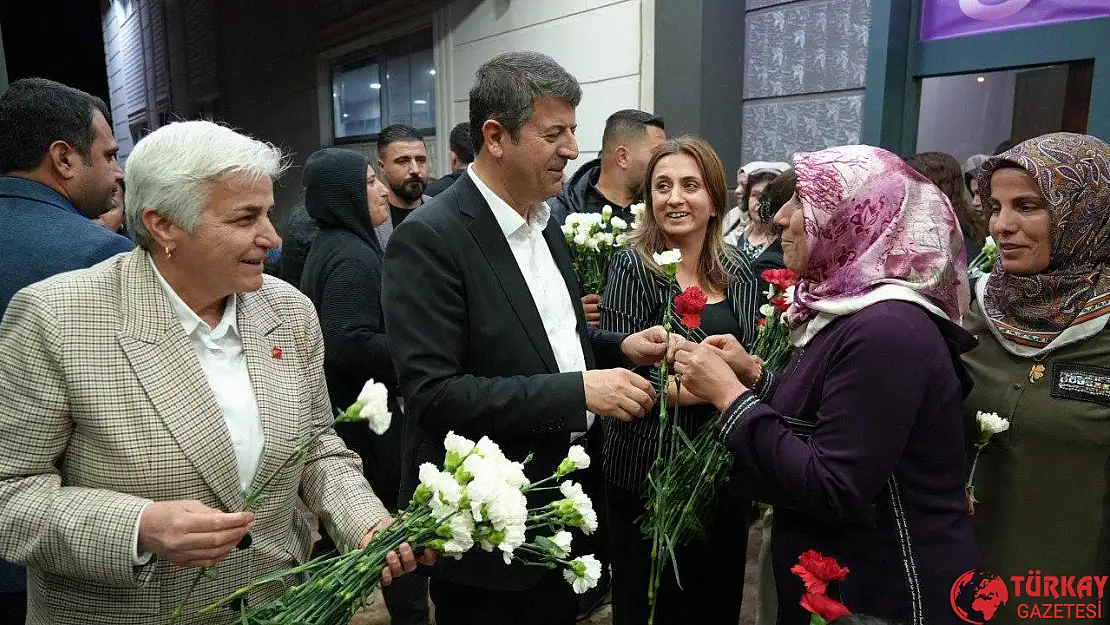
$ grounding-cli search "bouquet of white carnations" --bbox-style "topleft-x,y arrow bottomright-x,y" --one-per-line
562,205 -> 633,295
968,236 -> 998,281
198,431 -> 601,624
172,379 -> 395,621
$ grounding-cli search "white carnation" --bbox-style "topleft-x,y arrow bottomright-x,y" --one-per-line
418,463 -> 463,521
551,530 -> 573,557
976,411 -> 1010,436
759,303 -> 775,317
609,216 -> 628,231
557,481 -> 598,534
557,445 -> 591,477
652,249 -> 682,267
573,232 -> 589,246
444,431 -> 476,457
441,511 -> 476,558
356,380 -> 392,435
563,555 -> 602,594
784,285 -> 796,305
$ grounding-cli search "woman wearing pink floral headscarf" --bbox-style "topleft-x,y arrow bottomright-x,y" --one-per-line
961,133 -> 1110,625
674,145 -> 980,625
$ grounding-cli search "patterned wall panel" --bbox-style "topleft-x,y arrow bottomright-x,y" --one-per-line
747,0 -> 797,9
741,93 -> 864,163
744,0 -> 872,98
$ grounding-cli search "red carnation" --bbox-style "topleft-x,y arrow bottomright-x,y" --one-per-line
771,296 -> 789,313
757,318 -> 767,328
761,268 -> 799,290
791,550 -> 850,595
674,286 -> 707,329
800,592 -> 851,623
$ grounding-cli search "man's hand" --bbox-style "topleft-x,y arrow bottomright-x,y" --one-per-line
581,294 -> 602,326
360,517 -> 438,586
137,500 -> 253,568
583,368 -> 656,421
621,325 -> 679,366
673,343 -> 748,412
702,334 -> 762,387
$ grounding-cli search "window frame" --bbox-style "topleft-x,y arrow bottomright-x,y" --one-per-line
330,28 -> 436,144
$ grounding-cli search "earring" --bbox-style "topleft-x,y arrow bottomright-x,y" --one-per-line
164,246 -> 173,259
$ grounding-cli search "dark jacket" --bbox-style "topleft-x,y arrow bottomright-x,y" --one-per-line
277,204 -> 318,289
719,301 -> 980,625
298,148 -> 404,509
0,175 -> 133,592
382,170 -> 629,592
547,158 -> 632,226
424,169 -> 464,197
0,177 -> 133,311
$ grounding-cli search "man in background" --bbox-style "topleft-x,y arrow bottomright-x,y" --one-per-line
375,124 -> 431,247
548,108 -> 665,226
425,122 -> 473,197
0,76 -> 132,621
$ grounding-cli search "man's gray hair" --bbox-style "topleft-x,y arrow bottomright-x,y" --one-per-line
468,51 -> 581,155
124,120 -> 289,249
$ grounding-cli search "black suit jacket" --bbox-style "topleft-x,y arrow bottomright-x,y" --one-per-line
381,171 -> 627,591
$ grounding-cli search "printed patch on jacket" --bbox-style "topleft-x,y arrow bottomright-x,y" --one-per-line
1051,362 -> 1110,407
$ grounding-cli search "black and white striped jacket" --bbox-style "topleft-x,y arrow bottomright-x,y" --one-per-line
599,246 -> 760,493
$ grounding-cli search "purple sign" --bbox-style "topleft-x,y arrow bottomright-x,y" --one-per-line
920,0 -> 1110,41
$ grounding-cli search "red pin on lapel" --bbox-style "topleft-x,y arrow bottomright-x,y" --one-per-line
271,346 -> 283,359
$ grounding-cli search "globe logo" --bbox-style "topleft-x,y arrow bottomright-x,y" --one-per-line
951,570 -> 1009,624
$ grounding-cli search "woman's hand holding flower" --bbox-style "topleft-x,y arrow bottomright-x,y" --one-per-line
701,334 -> 763,388
672,342 -> 748,412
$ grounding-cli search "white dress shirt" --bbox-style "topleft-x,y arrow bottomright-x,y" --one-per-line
133,257 -> 265,563
468,165 -> 594,438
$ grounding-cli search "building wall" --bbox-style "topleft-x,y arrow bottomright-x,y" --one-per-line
438,0 -> 654,178
741,0 -> 872,164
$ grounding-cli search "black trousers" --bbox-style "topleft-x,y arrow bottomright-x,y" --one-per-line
430,569 -> 577,625
607,481 -> 750,625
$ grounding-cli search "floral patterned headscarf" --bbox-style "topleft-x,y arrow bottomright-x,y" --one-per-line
977,133 -> 1110,354
786,145 -> 968,343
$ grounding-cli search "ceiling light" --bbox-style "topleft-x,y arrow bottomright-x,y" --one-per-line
342,113 -> 349,118
429,69 -> 437,75
370,83 -> 381,89
976,76 -> 985,83
414,99 -> 427,105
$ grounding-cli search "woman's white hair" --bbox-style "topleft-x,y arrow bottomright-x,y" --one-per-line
123,120 -> 289,249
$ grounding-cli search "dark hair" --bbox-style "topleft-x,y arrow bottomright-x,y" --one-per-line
601,109 -> 665,155
741,171 -> 779,222
758,168 -> 797,223
448,122 -> 474,164
378,124 -> 423,155
0,77 -> 111,173
469,51 -> 581,155
994,139 -> 1015,155
906,151 -> 989,245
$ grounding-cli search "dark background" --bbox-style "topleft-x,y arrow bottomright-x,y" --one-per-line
1,0 -> 109,103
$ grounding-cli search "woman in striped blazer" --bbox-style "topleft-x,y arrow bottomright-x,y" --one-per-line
600,136 -> 759,625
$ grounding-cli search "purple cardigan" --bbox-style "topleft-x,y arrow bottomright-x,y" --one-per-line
718,300 -> 980,625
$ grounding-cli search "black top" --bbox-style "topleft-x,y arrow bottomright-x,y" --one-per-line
390,203 -> 418,226
699,299 -> 743,338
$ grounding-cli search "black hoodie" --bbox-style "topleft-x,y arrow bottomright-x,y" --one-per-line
299,148 -> 403,508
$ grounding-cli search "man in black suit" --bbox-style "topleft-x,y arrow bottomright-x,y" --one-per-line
382,51 -> 668,625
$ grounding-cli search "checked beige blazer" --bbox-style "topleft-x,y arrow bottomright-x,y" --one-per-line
0,249 -> 389,624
